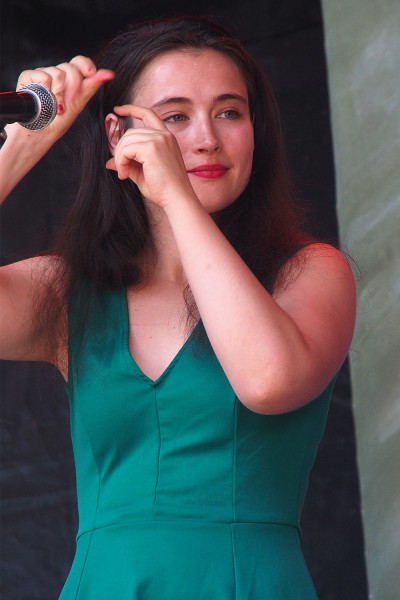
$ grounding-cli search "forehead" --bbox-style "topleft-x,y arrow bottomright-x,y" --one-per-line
131,48 -> 248,102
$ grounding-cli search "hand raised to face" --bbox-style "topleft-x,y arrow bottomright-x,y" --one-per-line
105,49 -> 254,214
105,104 -> 196,210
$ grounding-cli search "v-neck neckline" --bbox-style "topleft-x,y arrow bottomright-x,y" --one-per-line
120,288 -> 199,387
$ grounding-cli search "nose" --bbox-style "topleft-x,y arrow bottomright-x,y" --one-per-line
195,117 -> 221,153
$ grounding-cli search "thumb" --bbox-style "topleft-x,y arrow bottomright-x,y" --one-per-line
105,157 -> 117,171
80,69 -> 115,105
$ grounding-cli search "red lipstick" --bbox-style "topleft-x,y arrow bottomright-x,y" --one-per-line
187,163 -> 228,179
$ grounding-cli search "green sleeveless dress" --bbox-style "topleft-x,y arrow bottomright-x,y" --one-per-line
60,287 -> 334,599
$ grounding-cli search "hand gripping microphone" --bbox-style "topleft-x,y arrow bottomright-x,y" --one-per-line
0,83 -> 57,130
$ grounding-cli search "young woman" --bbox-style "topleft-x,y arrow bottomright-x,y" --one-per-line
0,16 -> 356,599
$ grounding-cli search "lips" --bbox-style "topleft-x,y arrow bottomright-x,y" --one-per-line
187,164 -> 228,179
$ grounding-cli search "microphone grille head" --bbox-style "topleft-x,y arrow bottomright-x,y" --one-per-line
19,83 -> 57,130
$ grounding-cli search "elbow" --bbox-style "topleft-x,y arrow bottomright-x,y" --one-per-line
233,368 -> 298,415
233,364 -> 330,415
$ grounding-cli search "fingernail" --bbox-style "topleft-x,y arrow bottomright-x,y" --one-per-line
57,103 -> 65,114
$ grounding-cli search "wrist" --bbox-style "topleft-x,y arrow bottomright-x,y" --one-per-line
162,187 -> 203,219
3,121 -> 59,153
0,123 -> 57,204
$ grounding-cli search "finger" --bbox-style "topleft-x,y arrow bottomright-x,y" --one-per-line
79,69 -> 115,105
69,56 -> 115,86
17,67 -> 67,114
58,60 -> 115,108
17,64 -> 81,110
105,157 -> 117,172
69,55 -> 97,78
114,148 -> 136,180
106,158 -> 132,181
17,67 -> 58,92
57,58 -> 114,88
107,148 -> 133,180
113,104 -> 167,130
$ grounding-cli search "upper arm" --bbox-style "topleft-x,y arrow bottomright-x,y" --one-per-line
274,243 -> 356,401
0,256 -> 61,362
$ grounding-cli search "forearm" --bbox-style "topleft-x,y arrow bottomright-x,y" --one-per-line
0,123 -> 59,204
1,58 -> 114,205
164,195 -> 317,412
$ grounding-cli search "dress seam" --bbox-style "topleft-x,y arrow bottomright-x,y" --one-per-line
74,519 -> 300,535
69,411 -> 102,595
73,529 -> 94,598
294,422 -> 314,534
152,386 -> 162,508
232,396 -> 238,523
230,524 -> 238,600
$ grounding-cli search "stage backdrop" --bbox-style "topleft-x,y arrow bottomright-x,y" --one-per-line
322,0 -> 400,598
1,1 -> 368,599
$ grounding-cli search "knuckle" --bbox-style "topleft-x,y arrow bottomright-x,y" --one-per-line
71,54 -> 89,62
18,68 -> 52,88
70,55 -> 96,74
18,69 -> 33,79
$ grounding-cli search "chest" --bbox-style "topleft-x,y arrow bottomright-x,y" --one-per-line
126,284 -> 193,382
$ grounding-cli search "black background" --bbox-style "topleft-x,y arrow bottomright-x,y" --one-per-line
1,1 -> 368,598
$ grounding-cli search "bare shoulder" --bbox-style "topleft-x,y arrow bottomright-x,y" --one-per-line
275,243 -> 356,380
1,254 -> 61,280
302,242 -> 355,272
276,242 -> 356,295
276,242 -> 356,309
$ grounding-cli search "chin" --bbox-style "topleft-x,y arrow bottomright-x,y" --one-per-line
199,195 -> 238,214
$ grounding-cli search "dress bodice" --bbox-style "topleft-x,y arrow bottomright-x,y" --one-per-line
61,287 -> 333,599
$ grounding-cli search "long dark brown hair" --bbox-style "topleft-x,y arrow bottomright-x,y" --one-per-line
41,16 -> 314,361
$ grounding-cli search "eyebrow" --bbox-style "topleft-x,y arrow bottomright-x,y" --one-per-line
151,93 -> 248,109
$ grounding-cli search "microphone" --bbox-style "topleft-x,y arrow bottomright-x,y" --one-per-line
0,83 -> 57,130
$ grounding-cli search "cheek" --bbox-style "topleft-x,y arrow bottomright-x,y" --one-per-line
232,124 -> 254,159
239,136 -> 255,178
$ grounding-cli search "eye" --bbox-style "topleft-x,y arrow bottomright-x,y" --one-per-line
219,109 -> 241,120
163,113 -> 187,123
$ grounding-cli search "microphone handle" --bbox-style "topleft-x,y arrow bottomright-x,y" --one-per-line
0,92 -> 37,123
0,84 -> 57,131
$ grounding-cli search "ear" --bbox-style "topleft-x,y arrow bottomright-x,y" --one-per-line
105,113 -> 122,155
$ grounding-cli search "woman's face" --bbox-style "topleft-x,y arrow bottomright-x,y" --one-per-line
130,48 -> 255,213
